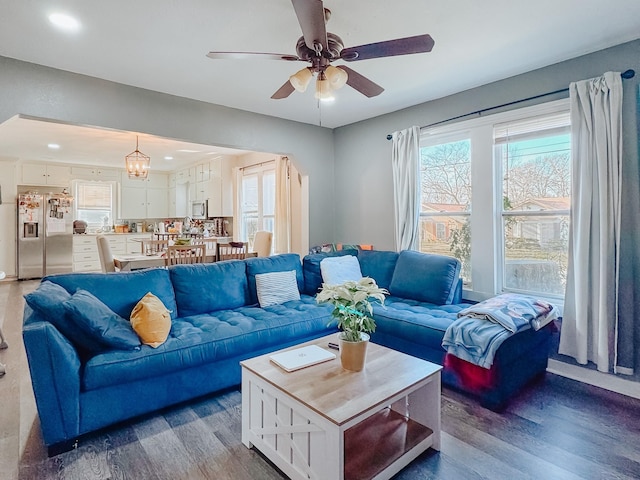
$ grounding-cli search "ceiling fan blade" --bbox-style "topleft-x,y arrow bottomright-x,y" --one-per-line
271,81 -> 296,100
341,34 -> 435,62
207,51 -> 300,61
291,0 -> 328,53
337,66 -> 384,98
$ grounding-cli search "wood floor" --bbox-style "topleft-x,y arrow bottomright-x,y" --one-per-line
1,280 -> 639,480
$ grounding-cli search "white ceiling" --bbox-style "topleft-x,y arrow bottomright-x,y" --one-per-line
0,115 -> 249,172
0,0 -> 639,168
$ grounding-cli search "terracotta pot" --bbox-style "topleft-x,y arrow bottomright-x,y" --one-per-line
338,332 -> 370,372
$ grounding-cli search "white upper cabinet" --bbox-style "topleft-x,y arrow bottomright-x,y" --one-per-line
71,166 -> 119,180
21,163 -> 71,186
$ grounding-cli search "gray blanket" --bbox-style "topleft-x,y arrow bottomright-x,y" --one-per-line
442,293 -> 557,368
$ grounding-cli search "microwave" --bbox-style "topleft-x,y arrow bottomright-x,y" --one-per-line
191,200 -> 208,219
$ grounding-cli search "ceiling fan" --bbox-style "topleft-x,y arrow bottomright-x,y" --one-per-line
206,0 -> 435,101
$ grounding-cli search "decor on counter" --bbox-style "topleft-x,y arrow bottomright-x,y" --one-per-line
125,136 -> 150,179
316,277 -> 388,371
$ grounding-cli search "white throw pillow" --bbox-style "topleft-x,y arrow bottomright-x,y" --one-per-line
255,270 -> 301,307
320,255 -> 363,285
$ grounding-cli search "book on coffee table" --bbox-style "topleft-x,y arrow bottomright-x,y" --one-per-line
269,345 -> 336,372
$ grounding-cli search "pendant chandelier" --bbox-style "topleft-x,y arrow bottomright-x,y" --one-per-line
125,136 -> 150,179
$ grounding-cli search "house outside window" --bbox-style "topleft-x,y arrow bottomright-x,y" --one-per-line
72,180 -> 115,230
419,99 -> 570,301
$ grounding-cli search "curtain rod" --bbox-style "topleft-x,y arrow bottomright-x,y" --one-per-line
386,69 -> 635,140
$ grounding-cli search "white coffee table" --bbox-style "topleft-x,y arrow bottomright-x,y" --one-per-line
241,334 -> 442,480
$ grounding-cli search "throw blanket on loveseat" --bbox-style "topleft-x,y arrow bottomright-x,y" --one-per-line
442,293 -> 557,368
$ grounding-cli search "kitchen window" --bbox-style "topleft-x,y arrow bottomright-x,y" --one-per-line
72,180 -> 115,230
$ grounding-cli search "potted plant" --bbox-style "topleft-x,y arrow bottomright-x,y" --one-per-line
316,277 -> 388,371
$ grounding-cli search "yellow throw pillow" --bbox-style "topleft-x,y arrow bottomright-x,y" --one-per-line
130,292 -> 171,348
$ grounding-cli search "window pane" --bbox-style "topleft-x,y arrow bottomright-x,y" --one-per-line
263,171 -> 275,216
420,139 -> 471,209
503,214 -> 569,295
501,134 -> 571,211
420,138 -> 472,286
242,175 -> 258,213
74,181 -> 114,228
419,214 -> 471,284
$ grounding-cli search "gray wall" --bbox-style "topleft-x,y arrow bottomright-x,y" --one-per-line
0,56 -> 336,248
333,39 -> 640,251
333,39 -> 640,376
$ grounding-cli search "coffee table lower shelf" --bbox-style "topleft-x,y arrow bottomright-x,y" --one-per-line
344,408 -> 434,480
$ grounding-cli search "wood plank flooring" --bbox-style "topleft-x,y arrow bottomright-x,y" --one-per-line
1,279 -> 639,480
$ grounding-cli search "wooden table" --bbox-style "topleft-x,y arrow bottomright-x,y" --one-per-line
240,334 -> 442,480
113,253 -> 166,271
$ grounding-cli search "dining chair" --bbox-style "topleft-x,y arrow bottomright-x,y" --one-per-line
217,241 -> 248,261
252,231 -> 273,257
193,238 -> 218,261
140,239 -> 169,254
96,234 -> 116,273
165,244 -> 206,266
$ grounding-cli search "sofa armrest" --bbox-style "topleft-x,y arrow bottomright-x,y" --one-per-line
23,320 -> 81,446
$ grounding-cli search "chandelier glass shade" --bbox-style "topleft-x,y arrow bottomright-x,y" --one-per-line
125,136 -> 150,179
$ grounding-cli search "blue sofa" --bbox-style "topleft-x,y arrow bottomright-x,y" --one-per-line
22,250 -> 552,454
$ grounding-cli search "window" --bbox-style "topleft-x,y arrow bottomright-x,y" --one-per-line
419,137 -> 472,285
239,163 -> 276,247
496,112 -> 571,296
419,99 -> 570,300
72,180 -> 115,229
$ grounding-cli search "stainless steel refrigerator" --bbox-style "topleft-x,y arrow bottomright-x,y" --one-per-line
17,192 -> 74,279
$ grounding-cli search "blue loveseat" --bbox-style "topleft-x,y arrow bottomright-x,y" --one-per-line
23,250 -> 553,454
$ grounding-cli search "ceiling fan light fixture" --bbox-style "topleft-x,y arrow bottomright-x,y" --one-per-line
289,67 -> 313,92
315,73 -> 335,101
125,136 -> 150,179
325,65 -> 348,90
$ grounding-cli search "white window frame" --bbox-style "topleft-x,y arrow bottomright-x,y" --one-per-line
71,179 -> 117,230
238,162 -> 276,246
420,98 -> 570,303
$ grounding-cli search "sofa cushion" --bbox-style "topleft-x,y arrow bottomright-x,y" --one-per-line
357,250 -> 399,290
245,254 -> 304,305
63,289 -> 141,352
130,292 -> 172,348
373,296 -> 465,349
302,250 -> 358,295
82,295 -> 335,391
170,261 -> 249,317
256,270 -> 301,307
389,251 -> 461,305
45,268 -> 178,320
320,255 -> 363,285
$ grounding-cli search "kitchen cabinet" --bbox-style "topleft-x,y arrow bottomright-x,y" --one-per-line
72,234 -> 126,272
71,166 -> 119,180
120,172 -> 169,219
21,163 -> 71,186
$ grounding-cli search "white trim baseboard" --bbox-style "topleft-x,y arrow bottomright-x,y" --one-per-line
547,359 -> 640,400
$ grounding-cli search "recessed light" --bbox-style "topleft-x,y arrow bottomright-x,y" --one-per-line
47,143 -> 60,150
164,156 -> 174,160
177,149 -> 200,153
48,13 -> 80,32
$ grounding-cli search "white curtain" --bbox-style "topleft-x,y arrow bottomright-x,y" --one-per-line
559,72 -> 623,373
274,156 -> 290,254
391,126 -> 421,252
